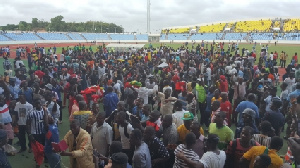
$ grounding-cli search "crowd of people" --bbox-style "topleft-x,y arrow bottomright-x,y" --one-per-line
0,41 -> 300,168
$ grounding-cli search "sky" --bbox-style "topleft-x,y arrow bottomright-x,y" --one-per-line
1,0 -> 300,33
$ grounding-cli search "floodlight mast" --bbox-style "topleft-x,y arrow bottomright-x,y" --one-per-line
147,0 -> 150,34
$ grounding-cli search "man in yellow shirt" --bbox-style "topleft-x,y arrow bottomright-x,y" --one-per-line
240,136 -> 283,168
177,112 -> 204,143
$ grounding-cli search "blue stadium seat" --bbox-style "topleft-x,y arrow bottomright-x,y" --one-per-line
0,34 -> 10,41
67,33 -> 84,40
81,33 -> 109,40
136,34 -> 148,40
110,34 -> 134,40
37,33 -> 69,40
224,33 -> 247,40
5,33 -> 41,41
190,33 -> 217,40
168,34 -> 189,40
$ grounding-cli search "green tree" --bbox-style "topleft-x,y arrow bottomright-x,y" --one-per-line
50,15 -> 65,31
32,18 -> 38,28
19,21 -> 27,31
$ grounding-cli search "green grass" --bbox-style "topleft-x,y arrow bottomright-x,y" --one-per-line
5,42 -> 297,167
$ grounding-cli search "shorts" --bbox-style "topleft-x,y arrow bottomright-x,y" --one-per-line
3,123 -> 14,139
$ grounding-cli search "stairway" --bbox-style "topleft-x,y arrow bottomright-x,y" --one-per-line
134,34 -> 137,40
34,33 -> 44,40
221,33 -> 226,40
79,34 -> 87,41
231,22 -> 237,32
65,33 -> 72,40
2,34 -> 14,41
108,34 -> 112,40
223,23 -> 228,31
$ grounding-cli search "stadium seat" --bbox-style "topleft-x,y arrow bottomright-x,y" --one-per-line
37,33 -> 69,40
283,19 -> 300,32
136,34 -> 148,40
168,34 -> 189,40
81,33 -> 109,40
110,34 -> 134,40
235,20 -> 272,32
198,23 -> 226,33
190,33 -> 217,40
5,33 -> 41,41
224,33 -> 247,40
67,33 -> 85,40
0,34 -> 10,41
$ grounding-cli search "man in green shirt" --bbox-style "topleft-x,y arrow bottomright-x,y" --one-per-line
208,111 -> 234,150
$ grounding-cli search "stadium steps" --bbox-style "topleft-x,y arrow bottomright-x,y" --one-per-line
108,34 -> 112,40
34,33 -> 45,40
134,35 -> 137,40
224,23 -> 228,31
65,34 -> 73,40
79,34 -> 87,41
2,34 -> 14,41
221,33 -> 226,40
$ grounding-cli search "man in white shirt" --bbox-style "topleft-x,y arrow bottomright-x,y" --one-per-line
91,112 -> 112,156
15,58 -> 24,69
15,94 -> 33,152
269,52 -> 274,61
172,101 -> 187,128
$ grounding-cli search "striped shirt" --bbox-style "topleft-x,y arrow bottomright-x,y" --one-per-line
27,109 -> 45,134
253,134 -> 271,147
173,144 -> 200,168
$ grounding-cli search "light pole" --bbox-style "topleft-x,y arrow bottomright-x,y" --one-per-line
147,0 -> 150,34
115,27 -> 117,33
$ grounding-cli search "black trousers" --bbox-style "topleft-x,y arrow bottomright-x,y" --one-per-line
18,125 -> 28,150
198,102 -> 207,125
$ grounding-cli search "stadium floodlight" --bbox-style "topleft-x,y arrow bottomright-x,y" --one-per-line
147,0 -> 150,34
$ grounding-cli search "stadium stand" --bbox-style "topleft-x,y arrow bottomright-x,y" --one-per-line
81,33 -> 109,40
4,33 -> 41,41
274,21 -> 280,28
283,19 -> 300,32
198,23 -> 226,33
135,34 -> 148,40
190,33 -> 218,40
0,34 -> 11,41
249,33 -> 274,40
224,33 -> 247,40
168,34 -> 189,40
67,33 -> 85,40
235,20 -> 272,32
168,27 -> 190,34
37,33 -> 69,40
110,34 -> 134,40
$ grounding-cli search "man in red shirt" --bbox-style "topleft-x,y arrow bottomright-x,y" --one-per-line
219,75 -> 228,93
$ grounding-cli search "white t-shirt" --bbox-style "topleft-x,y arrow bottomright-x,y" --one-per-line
172,111 -> 187,128
15,60 -> 24,69
60,54 -> 64,62
14,102 -> 33,125
199,151 -> 226,168
119,123 -> 133,149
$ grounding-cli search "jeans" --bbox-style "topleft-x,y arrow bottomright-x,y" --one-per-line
45,152 -> 61,168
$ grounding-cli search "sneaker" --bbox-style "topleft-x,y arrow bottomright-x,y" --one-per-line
28,148 -> 32,153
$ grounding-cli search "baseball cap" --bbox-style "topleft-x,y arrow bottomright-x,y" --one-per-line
182,112 -> 194,120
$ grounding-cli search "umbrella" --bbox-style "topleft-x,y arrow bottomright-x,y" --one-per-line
157,62 -> 168,68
